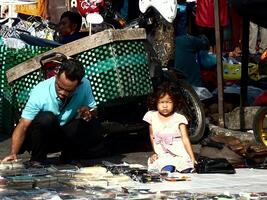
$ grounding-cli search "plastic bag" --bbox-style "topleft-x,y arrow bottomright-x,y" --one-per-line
196,156 -> 236,174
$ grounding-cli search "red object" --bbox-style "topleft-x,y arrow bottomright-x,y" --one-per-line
201,68 -> 217,91
43,62 -> 60,79
196,0 -> 228,28
76,0 -> 105,17
254,91 -> 267,106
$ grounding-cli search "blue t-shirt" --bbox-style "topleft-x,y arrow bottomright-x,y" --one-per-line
21,76 -> 96,125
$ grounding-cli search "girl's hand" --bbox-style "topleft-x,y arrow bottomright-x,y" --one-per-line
193,159 -> 198,167
149,153 -> 158,164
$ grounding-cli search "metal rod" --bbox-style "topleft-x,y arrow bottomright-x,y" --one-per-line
214,0 -> 225,127
240,16 -> 249,131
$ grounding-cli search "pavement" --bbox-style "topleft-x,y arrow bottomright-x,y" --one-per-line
0,131 -> 152,166
1,126 -> 267,198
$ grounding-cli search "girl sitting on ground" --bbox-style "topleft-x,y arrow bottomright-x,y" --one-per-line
143,82 -> 197,173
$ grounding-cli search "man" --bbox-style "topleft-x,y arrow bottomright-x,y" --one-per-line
19,11 -> 85,48
2,58 -> 103,165
57,11 -> 86,44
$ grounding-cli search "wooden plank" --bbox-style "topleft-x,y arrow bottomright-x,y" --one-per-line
6,28 -> 146,83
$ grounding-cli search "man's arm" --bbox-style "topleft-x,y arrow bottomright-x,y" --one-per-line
2,118 -> 32,162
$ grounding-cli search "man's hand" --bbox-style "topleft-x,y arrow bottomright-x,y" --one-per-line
2,154 -> 17,163
77,106 -> 96,122
3,118 -> 31,164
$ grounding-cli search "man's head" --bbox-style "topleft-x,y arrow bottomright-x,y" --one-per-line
58,11 -> 82,37
56,59 -> 85,100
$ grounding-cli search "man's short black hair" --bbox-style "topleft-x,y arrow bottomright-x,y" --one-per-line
57,59 -> 85,84
60,11 -> 82,32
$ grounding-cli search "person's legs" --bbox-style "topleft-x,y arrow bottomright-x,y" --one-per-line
61,118 -> 104,160
249,22 -> 259,54
259,26 -> 267,54
21,111 -> 62,162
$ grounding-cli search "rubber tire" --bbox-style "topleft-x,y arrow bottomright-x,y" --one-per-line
177,80 -> 206,144
253,107 -> 267,146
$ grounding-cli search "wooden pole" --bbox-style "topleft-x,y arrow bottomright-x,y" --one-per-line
66,0 -> 71,11
240,16 -> 249,131
214,0 -> 225,127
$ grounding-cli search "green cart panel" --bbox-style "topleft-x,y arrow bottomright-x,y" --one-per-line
0,45 -> 50,134
1,40 -> 152,134
76,40 -> 152,104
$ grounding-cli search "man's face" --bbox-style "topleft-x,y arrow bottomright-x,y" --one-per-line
55,72 -> 79,100
58,17 -> 76,37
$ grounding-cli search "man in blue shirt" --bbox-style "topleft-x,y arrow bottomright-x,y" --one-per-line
3,59 -> 103,165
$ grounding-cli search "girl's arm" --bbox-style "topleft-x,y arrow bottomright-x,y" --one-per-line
148,125 -> 158,163
180,123 -> 197,165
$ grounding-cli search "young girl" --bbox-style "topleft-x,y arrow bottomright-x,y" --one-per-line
143,82 -> 196,172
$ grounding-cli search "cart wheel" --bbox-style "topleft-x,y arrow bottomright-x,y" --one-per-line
253,107 -> 267,146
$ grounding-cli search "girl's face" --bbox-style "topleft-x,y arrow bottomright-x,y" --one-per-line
157,93 -> 174,117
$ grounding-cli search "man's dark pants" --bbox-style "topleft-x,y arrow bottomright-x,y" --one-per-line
20,111 -> 104,162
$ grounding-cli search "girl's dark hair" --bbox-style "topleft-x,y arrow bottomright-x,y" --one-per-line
147,82 -> 182,111
57,59 -> 85,84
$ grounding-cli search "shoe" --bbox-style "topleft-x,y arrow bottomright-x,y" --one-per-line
161,165 -> 176,172
180,167 -> 196,173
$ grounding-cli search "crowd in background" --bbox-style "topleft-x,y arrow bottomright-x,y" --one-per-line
1,0 -> 267,110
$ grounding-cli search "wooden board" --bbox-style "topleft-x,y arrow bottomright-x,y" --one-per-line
6,28 -> 146,83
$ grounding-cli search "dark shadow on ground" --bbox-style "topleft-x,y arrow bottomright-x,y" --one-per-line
79,131 -> 152,166
105,131 -> 152,154
0,134 -> 11,142
44,131 -> 152,167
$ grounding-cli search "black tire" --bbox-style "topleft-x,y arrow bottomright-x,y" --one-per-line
253,107 -> 267,146
177,80 -> 206,143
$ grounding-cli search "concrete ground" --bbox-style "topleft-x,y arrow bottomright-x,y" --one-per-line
0,131 -> 153,166
1,127 -> 267,197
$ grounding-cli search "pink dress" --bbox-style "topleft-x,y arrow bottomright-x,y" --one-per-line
143,111 -> 193,172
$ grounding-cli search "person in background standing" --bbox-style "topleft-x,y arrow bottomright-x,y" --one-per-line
249,22 -> 267,55
195,0 -> 228,52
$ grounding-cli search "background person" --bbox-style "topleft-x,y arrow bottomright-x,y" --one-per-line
2,58 -> 103,165
143,82 -> 196,173
195,0 -> 228,52
175,34 -> 209,87
57,11 -> 85,44
249,22 -> 267,55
